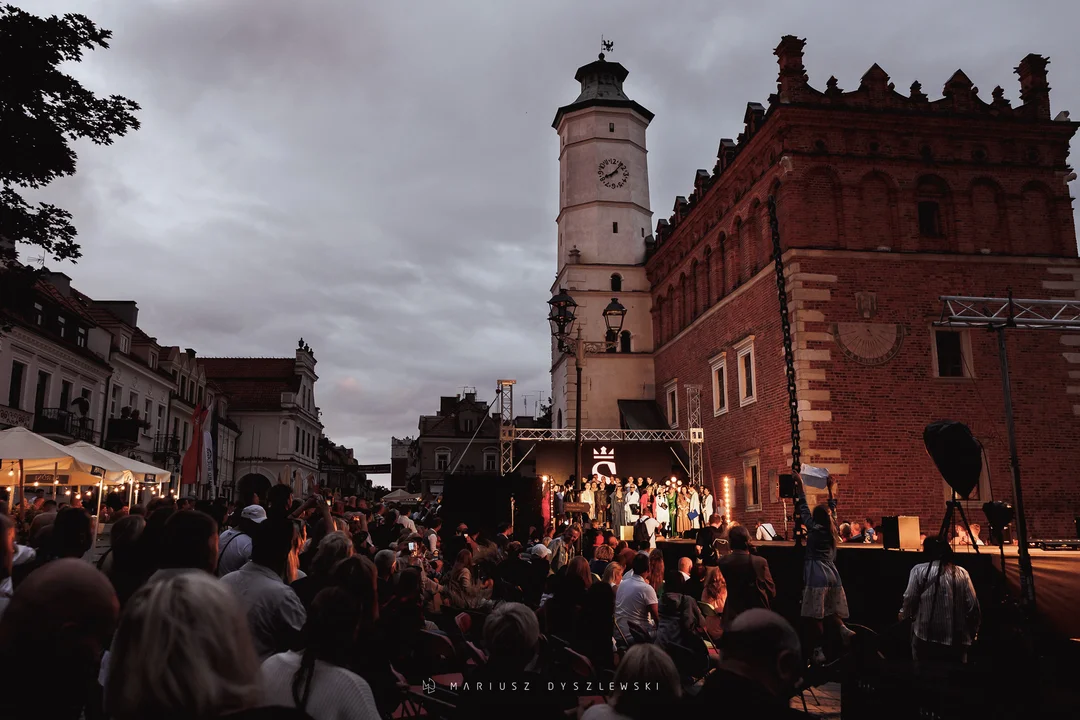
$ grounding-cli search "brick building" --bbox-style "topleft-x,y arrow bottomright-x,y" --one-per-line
646,37 -> 1080,537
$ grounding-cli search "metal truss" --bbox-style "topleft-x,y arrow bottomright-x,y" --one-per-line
497,379 -> 516,477
514,428 -> 691,442
938,295 -> 1080,330
685,385 -> 703,487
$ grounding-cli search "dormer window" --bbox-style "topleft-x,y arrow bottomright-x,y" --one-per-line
76,327 -> 87,348
119,335 -> 130,353
58,316 -> 66,338
149,352 -> 157,369
33,303 -> 43,325
463,418 -> 475,434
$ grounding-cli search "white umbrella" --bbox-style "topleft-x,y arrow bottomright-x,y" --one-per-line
68,441 -> 173,507
0,427 -> 104,511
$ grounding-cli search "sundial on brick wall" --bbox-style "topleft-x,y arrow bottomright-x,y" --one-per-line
832,322 -> 905,366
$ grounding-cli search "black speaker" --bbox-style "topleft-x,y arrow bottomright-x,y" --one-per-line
778,473 -> 796,499
923,421 -> 982,499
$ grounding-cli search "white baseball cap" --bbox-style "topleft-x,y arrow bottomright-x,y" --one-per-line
241,505 -> 267,523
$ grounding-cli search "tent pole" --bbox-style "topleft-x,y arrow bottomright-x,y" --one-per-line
17,459 -> 25,529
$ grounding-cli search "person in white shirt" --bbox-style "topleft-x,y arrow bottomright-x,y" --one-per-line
615,553 -> 659,645
638,510 -> 661,550
899,537 -> 980,664
395,508 -> 417,534
220,517 -> 306,661
625,484 -> 640,524
261,587 -> 380,720
217,505 -> 266,578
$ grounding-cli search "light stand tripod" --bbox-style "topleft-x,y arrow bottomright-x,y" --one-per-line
937,490 -> 981,555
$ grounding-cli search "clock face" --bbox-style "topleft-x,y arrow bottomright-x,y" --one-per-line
597,158 -> 629,189
832,323 -> 905,366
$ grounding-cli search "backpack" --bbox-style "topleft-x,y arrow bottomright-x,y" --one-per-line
633,518 -> 651,545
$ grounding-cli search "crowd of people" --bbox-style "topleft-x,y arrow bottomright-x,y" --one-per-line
0,468 -> 984,720
552,476 -> 717,539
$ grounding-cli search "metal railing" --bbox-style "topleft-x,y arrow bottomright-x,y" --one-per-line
513,428 -> 690,442
33,408 -> 97,443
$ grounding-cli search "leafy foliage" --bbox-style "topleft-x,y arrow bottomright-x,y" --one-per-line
0,4 -> 140,262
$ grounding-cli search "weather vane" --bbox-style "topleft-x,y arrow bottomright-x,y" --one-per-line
601,35 -> 614,57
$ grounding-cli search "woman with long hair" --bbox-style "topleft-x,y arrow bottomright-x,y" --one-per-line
447,547 -> 492,609
602,561 -> 624,588
260,587 -> 380,720
647,548 -> 665,596
544,556 -> 592,638
793,472 -> 854,664
106,572 -> 308,720
700,566 -> 727,615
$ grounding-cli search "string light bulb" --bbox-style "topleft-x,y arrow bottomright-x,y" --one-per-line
7,469 -> 13,477
33,481 -> 39,487
64,490 -> 71,496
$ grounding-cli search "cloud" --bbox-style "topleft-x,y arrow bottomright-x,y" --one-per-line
15,0 -> 1080,472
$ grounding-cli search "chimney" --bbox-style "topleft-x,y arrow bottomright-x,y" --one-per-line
1016,54 -> 1051,119
465,391 -> 477,403
185,348 -> 197,358
92,300 -> 139,328
44,271 -> 72,297
439,396 -> 458,416
774,35 -> 809,102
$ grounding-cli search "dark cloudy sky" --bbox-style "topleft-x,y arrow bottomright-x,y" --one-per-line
18,1 -> 1080,481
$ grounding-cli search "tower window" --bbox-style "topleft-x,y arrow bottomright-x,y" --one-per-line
918,201 -> 942,237
612,222 -> 618,234
609,122 -> 615,132
610,273 -> 622,292
620,331 -> 631,353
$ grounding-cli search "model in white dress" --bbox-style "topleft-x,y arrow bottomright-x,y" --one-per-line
580,484 -> 594,521
625,486 -> 640,524
689,487 -> 702,529
702,488 -> 715,523
654,489 -> 670,530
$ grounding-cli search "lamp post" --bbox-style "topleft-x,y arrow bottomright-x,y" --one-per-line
547,290 -> 627,496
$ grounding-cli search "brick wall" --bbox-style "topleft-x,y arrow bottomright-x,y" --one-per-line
655,251 -> 1080,538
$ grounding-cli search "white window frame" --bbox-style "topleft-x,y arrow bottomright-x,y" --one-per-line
157,404 -> 165,433
663,380 -> 679,428
710,353 -> 728,416
435,448 -> 451,472
483,450 -> 497,472
742,451 -> 762,511
33,303 -> 43,325
119,335 -> 130,353
930,327 -> 974,379
149,352 -> 157,369
734,335 -> 757,407
463,418 -> 475,434
57,315 -> 66,339
76,327 -> 87,348
110,385 -> 121,418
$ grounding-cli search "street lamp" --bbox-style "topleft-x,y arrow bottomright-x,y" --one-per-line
547,289 -> 627,494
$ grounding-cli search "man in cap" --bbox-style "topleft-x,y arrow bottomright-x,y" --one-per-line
216,504 -> 266,577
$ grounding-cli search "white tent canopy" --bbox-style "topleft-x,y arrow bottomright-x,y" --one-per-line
68,441 -> 172,485
381,489 -> 422,503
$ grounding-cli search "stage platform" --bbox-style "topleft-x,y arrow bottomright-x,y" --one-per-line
657,540 -> 1080,639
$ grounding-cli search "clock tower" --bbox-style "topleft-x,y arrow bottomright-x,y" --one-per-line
551,52 -> 656,432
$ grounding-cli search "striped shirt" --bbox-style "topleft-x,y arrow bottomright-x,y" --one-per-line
900,561 -> 981,647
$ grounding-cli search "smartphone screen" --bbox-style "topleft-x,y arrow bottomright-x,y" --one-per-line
408,542 -> 416,552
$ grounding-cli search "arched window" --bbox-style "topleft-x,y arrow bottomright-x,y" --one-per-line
690,260 -> 700,318
620,331 -> 631,353
916,175 -> 951,239
703,246 -> 712,308
610,273 -> 623,292
679,274 -> 689,328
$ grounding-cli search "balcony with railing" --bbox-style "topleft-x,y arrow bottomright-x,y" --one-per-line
0,405 -> 34,430
105,416 -> 149,450
153,433 -> 182,461
33,409 -> 97,444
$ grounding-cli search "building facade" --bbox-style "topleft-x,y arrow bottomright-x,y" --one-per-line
203,342 -> 323,499
416,393 -> 501,496
645,38 -> 1080,536
550,53 -> 657,431
0,272 -> 112,444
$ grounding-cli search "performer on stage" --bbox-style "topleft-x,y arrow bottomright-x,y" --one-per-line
580,482 -> 595,523
611,479 -> 626,535
654,482 -> 670,531
596,478 -> 609,528
625,481 -> 640,524
667,483 -> 678,533
689,485 -> 702,530
701,485 -> 715,524
554,484 -> 565,519
676,486 -> 691,535
639,483 -> 652,525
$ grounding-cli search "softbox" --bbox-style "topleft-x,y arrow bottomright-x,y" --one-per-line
923,421 -> 983,499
